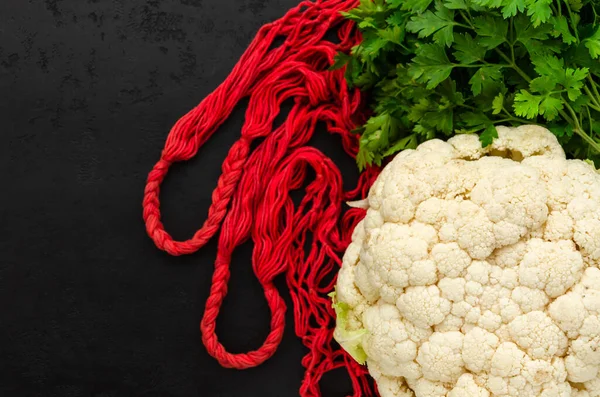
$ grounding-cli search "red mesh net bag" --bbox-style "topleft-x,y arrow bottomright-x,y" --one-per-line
143,1 -> 380,395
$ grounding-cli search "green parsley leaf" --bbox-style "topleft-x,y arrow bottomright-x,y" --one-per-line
549,16 -> 577,45
514,14 -> 552,55
409,44 -> 454,89
471,0 -> 502,8
531,56 -> 564,78
472,16 -> 508,49
386,10 -> 407,26
408,98 -> 432,122
584,27 -> 600,59
539,95 -> 563,121
339,11 -> 364,24
568,0 -> 583,12
383,134 -> 419,156
461,111 -> 491,128
443,0 -> 468,9
469,66 -> 503,96
571,94 -> 591,112
492,92 -> 504,114
329,52 -> 352,71
413,123 -> 436,138
514,90 -> 542,118
427,108 -> 455,133
480,124 -> 498,146
356,146 -> 375,171
563,67 -> 588,101
524,0 -> 552,27
359,32 -> 390,62
398,0 -> 435,13
549,123 -> 574,138
453,33 -> 486,64
500,0 -> 525,18
358,17 -> 378,29
378,25 -> 405,45
564,43 -> 600,75
406,1 -> 456,47
529,76 -> 556,94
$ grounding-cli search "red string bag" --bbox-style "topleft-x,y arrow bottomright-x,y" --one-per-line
142,0 -> 380,395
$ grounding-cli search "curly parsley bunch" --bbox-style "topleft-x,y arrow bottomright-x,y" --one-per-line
332,0 -> 600,169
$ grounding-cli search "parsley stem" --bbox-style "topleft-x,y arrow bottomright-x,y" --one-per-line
564,103 -> 580,128
564,0 -> 581,43
587,76 -> 600,105
452,63 -> 511,68
455,23 -> 473,30
586,106 -> 594,136
459,103 -> 478,111
496,116 -> 537,125
591,3 -> 599,26
500,109 -> 532,124
459,11 -> 475,30
509,43 -> 515,65
585,86 -> 600,110
564,103 -> 600,153
499,107 -> 540,125
588,103 -> 600,113
494,48 -> 532,83
577,130 -> 600,153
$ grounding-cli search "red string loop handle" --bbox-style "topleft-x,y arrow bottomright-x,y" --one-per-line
143,1 -> 381,395
143,138 -> 251,256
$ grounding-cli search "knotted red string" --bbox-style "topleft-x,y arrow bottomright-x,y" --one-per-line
143,0 -> 380,395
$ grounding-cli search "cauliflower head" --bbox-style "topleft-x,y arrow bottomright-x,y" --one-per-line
333,125 -> 600,397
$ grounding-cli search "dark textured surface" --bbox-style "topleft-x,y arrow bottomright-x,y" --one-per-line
0,1 -> 356,396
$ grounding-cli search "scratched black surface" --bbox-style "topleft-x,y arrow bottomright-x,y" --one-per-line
0,1 -> 360,396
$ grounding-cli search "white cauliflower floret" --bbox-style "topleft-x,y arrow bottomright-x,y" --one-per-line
511,286 -> 549,313
462,327 -> 499,373
522,359 -> 555,386
449,200 -> 496,260
396,286 -> 451,328
574,217 -> 600,261
433,314 -> 464,332
544,210 -> 574,241
466,260 -> 492,283
333,126 -> 600,396
407,378 -> 449,397
518,239 -> 584,298
368,361 -> 415,397
335,240 -> 364,307
437,278 -> 466,302
416,331 -> 465,382
362,303 -> 420,379
508,311 -> 568,360
548,292 -> 587,337
491,342 -> 526,378
448,373 -> 490,396
565,355 -> 598,383
584,377 -> 600,396
407,260 -> 438,286
470,163 -> 548,246
430,242 -> 471,278
489,240 -> 527,268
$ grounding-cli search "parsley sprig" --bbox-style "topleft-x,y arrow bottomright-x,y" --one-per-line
332,0 -> 600,169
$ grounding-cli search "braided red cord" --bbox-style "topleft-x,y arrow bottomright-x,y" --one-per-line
143,1 -> 380,395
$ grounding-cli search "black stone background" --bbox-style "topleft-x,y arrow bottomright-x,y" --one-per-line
0,0 -> 360,396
